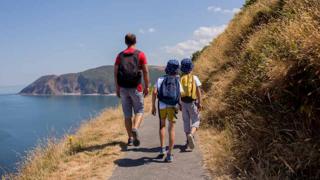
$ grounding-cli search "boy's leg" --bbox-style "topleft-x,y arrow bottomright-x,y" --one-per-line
181,102 -> 191,142
168,121 -> 176,155
167,108 -> 176,155
159,109 -> 167,150
190,102 -> 200,136
159,118 -> 166,149
187,102 -> 200,149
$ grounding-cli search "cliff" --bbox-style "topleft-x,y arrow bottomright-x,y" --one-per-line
20,65 -> 164,95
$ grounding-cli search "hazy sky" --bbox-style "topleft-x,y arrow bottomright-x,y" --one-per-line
0,0 -> 245,86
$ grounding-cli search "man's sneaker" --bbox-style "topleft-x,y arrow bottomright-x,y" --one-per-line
132,129 -> 140,146
187,134 -> 195,149
165,153 -> 173,162
127,138 -> 133,146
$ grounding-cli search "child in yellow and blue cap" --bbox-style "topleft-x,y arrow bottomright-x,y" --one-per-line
180,58 -> 202,151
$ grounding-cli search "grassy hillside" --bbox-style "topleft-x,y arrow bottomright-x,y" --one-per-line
194,0 -> 320,179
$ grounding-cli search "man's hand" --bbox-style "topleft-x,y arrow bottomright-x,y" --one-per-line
152,105 -> 157,116
143,87 -> 149,97
116,86 -> 120,98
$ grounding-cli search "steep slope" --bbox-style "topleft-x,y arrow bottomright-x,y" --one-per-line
20,65 -> 164,95
193,0 -> 320,179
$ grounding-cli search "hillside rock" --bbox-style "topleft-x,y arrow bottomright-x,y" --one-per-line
20,65 -> 164,95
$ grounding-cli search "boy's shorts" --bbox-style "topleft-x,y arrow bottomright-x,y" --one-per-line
159,107 -> 177,122
120,88 -> 144,119
181,101 -> 200,133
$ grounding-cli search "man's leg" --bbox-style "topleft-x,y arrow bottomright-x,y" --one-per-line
125,117 -> 133,138
131,89 -> 144,146
133,113 -> 143,129
120,88 -> 134,145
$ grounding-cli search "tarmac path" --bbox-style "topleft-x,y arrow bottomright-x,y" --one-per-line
110,113 -> 209,180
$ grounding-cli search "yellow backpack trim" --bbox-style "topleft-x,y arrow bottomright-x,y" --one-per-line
180,74 -> 197,100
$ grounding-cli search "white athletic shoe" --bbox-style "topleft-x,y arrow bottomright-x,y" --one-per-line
187,134 -> 195,149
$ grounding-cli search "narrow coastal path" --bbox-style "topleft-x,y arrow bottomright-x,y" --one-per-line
110,113 -> 209,180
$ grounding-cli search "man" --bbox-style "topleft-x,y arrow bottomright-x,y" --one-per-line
114,33 -> 150,147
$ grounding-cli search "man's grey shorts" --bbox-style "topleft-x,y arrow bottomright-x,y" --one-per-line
181,101 -> 200,133
120,88 -> 144,119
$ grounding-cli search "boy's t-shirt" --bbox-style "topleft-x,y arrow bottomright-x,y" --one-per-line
154,76 -> 183,110
191,75 -> 202,87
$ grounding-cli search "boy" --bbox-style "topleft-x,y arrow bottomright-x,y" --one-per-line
152,59 -> 181,162
180,58 -> 202,150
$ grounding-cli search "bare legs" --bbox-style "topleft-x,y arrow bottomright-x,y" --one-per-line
125,113 -> 143,139
168,122 -> 175,154
159,119 -> 166,148
133,113 -> 143,130
125,117 -> 133,138
159,119 -> 175,154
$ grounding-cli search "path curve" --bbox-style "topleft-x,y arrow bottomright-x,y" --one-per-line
110,113 -> 209,180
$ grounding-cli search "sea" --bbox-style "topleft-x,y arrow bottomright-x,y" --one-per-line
0,86 -> 119,176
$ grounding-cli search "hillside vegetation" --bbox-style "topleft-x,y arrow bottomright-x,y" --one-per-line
194,0 -> 320,179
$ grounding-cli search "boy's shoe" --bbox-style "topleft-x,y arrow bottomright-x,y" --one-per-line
160,147 -> 166,156
132,129 -> 140,146
157,147 -> 166,159
127,138 -> 133,146
187,134 -> 195,149
165,153 -> 174,162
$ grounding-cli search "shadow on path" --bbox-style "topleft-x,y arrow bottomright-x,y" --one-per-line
114,155 -> 167,167
126,144 -> 189,153
74,141 -> 127,153
114,144 -> 192,167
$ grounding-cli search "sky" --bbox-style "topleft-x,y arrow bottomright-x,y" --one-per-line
0,0 -> 245,87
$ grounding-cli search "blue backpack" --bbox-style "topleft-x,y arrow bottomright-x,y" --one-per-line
158,76 -> 180,106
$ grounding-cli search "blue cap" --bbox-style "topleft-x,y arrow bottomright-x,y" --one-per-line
180,58 -> 193,73
165,59 -> 180,75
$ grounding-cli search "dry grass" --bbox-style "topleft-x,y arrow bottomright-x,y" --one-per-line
198,128 -> 234,180
7,106 -> 126,180
5,97 -> 152,180
195,0 -> 320,179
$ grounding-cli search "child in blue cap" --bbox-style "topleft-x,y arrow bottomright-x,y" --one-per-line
180,58 -> 202,150
152,59 -> 182,162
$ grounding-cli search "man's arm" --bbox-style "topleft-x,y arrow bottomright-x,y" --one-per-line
142,64 -> 150,96
114,64 -> 120,97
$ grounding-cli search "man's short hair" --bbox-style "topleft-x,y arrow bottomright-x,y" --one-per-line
125,33 -> 136,46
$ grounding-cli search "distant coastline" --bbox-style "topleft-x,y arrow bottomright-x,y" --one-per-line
19,65 -> 164,96
19,93 -> 117,96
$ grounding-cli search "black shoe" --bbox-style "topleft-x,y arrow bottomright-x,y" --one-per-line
127,138 -> 133,146
132,129 -> 140,146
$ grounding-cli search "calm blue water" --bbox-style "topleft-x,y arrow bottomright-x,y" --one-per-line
0,93 -> 119,176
